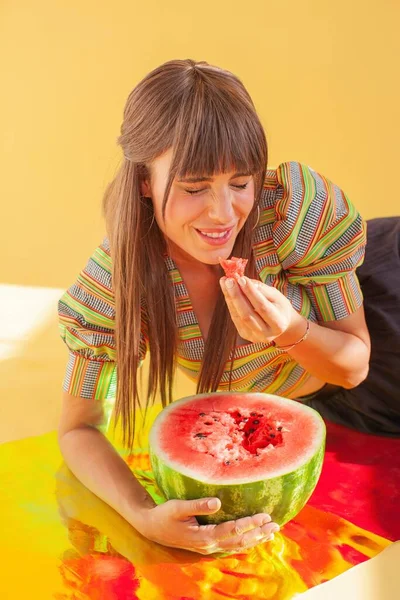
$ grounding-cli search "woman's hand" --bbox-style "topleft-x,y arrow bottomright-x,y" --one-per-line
136,497 -> 279,555
220,275 -> 301,345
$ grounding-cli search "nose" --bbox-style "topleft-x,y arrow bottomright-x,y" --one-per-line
207,188 -> 235,223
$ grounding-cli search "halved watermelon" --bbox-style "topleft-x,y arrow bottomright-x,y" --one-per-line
219,256 -> 248,278
149,393 -> 326,525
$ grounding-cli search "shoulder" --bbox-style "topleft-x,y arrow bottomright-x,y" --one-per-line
261,161 -> 332,207
257,161 -> 332,242
58,237 -> 115,325
259,161 -> 320,214
93,236 -> 112,272
79,237 -> 113,292
263,162 -> 365,266
261,160 -> 360,230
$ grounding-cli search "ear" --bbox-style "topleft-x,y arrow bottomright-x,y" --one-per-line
140,179 -> 152,198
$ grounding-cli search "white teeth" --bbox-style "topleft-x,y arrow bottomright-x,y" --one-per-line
199,231 -> 227,238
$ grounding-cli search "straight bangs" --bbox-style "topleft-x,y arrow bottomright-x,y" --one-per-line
159,79 -> 268,217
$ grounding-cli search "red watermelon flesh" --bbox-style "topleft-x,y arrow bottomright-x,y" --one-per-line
219,257 -> 248,278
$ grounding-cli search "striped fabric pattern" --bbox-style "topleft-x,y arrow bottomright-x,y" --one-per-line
58,161 -> 367,401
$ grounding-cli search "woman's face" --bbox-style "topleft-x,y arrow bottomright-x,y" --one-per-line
142,148 -> 255,266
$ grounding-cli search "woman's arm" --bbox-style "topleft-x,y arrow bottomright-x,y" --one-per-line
58,391 -> 157,527
221,276 -> 370,389
255,161 -> 370,387
273,304 -> 370,388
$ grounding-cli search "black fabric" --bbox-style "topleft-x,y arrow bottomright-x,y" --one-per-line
302,217 -> 400,437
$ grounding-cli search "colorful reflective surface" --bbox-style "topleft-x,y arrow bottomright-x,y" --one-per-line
1,413 -> 399,599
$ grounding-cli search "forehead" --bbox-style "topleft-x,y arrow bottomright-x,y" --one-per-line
150,148 -> 254,184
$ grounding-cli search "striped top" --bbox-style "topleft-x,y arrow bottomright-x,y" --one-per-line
58,161 -> 367,402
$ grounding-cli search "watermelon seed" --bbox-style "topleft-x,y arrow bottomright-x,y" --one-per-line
224,460 -> 231,465
213,418 -> 219,422
195,433 -> 208,438
253,420 -> 260,425
249,428 -> 255,434
269,433 -> 275,438
277,426 -> 282,431
205,422 -> 213,425
250,412 -> 257,416
199,412 -> 206,416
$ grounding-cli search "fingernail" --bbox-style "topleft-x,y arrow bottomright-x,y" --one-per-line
238,276 -> 246,286
207,498 -> 220,510
265,533 -> 275,542
270,524 -> 280,533
225,278 -> 234,289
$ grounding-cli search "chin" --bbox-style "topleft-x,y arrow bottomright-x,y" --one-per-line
204,247 -> 235,265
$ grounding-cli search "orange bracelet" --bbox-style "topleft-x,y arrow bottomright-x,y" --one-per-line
272,319 -> 310,352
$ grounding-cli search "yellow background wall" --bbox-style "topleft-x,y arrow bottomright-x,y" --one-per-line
1,0 -> 399,441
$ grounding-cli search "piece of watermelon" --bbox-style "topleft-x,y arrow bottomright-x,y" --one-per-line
149,392 -> 326,525
219,256 -> 248,278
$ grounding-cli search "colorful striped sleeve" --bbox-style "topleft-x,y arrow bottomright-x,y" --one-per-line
273,162 -> 367,321
58,237 -> 147,401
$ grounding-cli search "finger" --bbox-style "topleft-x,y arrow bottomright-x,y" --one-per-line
191,520 -> 277,555
191,513 -> 274,550
220,277 -> 267,325
186,518 -> 279,555
214,513 -> 272,540
236,276 -> 279,309
170,497 -> 221,520
220,277 -> 252,315
236,276 -> 284,304
234,531 -> 277,552
219,521 -> 280,551
220,278 -> 269,335
236,277 -> 287,327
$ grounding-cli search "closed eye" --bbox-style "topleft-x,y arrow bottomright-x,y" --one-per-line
185,183 -> 249,195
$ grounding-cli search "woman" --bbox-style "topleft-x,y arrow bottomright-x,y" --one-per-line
57,59 -> 371,554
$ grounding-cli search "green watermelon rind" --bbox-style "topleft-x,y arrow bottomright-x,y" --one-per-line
150,439 -> 325,525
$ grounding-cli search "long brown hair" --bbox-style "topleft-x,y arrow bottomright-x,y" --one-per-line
103,59 -> 268,448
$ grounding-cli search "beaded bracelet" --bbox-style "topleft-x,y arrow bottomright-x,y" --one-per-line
272,319 -> 311,352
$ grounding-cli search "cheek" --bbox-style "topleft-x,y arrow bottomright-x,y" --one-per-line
237,192 -> 256,217
165,197 -> 202,225
151,190 -> 186,233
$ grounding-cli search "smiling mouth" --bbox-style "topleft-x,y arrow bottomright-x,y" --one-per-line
195,227 -> 234,245
197,230 -> 230,238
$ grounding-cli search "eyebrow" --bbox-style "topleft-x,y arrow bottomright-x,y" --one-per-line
177,172 -> 252,183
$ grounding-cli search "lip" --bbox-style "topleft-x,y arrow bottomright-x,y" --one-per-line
195,226 -> 234,246
196,226 -> 235,233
